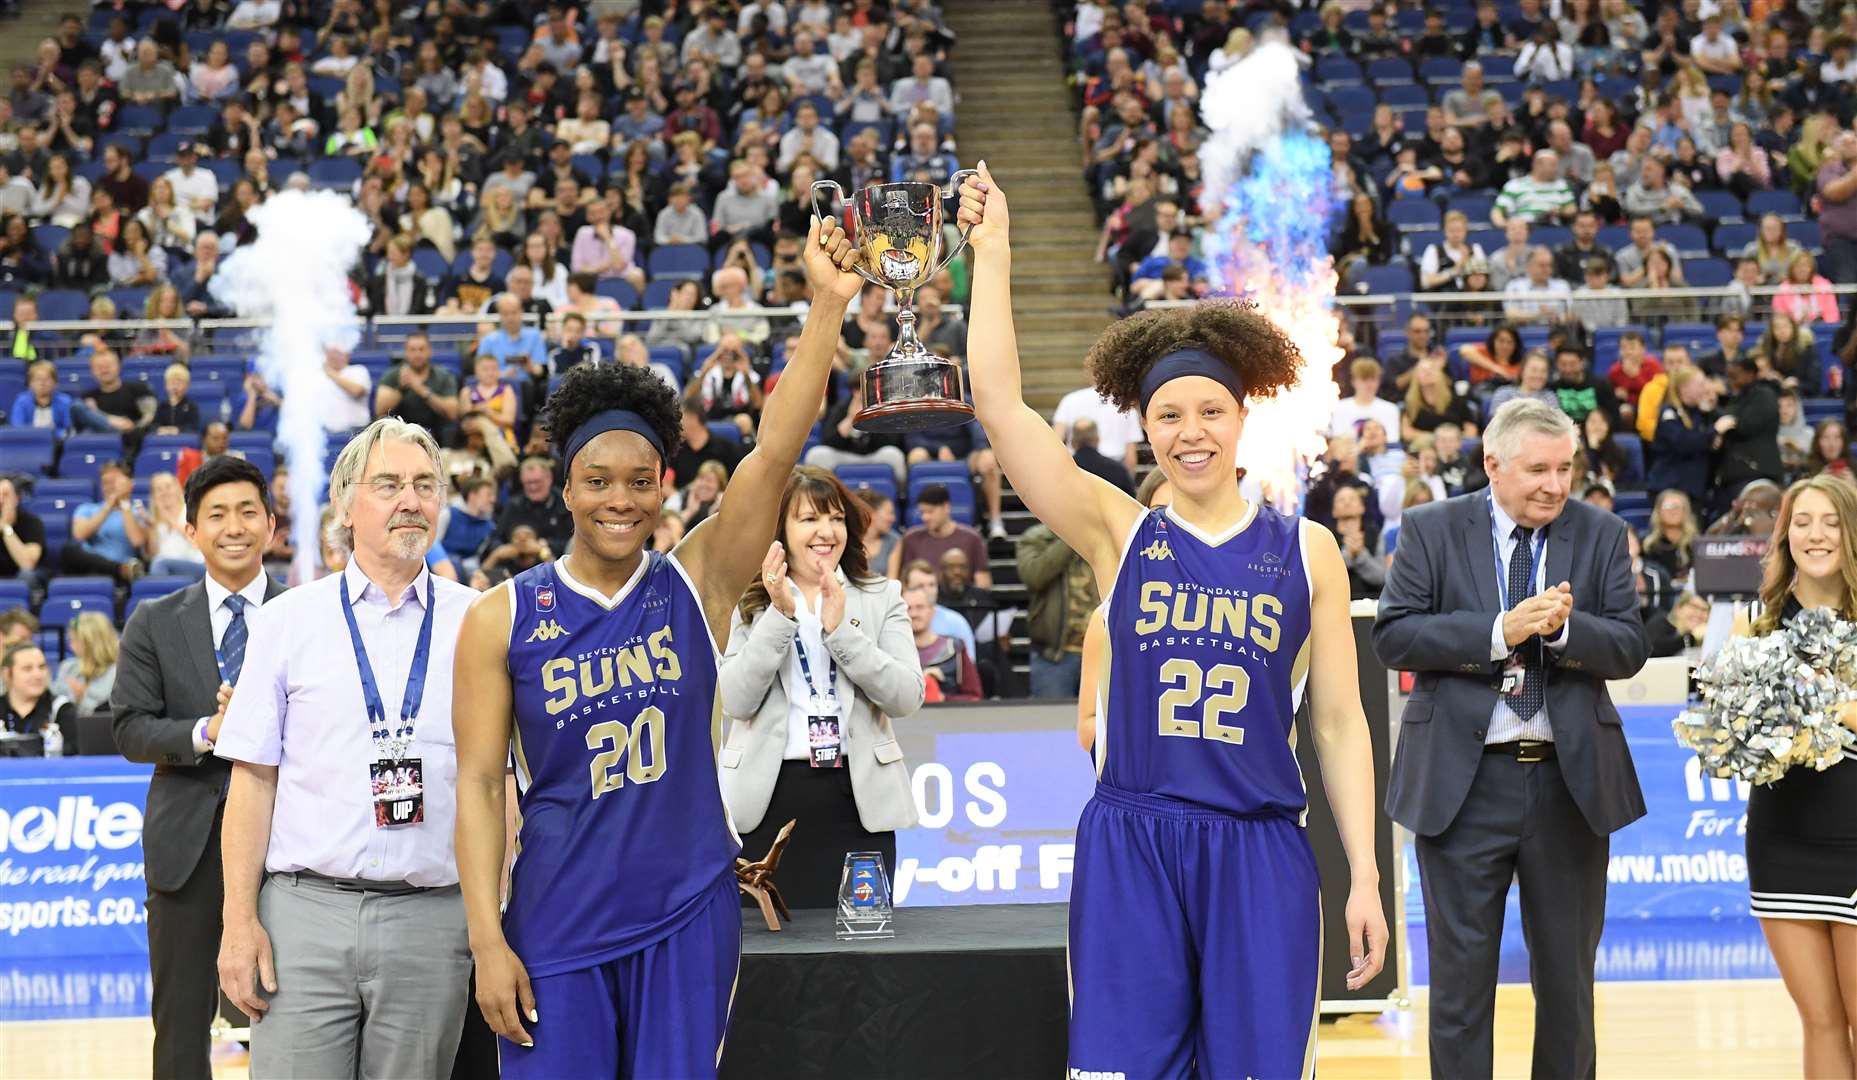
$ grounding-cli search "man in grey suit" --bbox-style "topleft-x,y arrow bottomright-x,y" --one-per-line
113,456 -> 280,1078
1373,399 -> 1647,1080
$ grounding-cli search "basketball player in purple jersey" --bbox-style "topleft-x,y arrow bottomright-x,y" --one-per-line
957,165 -> 1388,1078
451,216 -> 866,1079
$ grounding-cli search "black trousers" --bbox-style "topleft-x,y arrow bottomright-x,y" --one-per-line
147,808 -> 225,1080
1414,752 -> 1609,1080
738,759 -> 895,912
61,543 -> 134,582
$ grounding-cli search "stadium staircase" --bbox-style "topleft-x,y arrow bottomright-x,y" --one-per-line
945,0 -> 1112,415
0,0 -> 65,70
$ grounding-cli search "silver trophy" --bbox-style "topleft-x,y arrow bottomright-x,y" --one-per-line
835,851 -> 895,939
812,173 -> 978,433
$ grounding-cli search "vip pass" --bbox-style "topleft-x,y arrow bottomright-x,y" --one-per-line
341,574 -> 437,761
1673,607 -> 1857,785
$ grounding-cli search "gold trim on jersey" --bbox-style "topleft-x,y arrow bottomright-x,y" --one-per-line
1301,901 -> 1324,1079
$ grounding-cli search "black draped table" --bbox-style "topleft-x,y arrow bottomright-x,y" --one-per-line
719,903 -> 1070,1080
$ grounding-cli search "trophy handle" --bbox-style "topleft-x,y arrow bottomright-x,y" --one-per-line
930,168 -> 982,280
810,179 -> 888,288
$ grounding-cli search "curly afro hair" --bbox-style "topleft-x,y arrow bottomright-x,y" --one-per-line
540,361 -> 684,470
1086,299 -> 1304,415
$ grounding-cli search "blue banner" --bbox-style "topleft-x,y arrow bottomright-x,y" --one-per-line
1607,703 -> 1754,919
0,758 -> 153,959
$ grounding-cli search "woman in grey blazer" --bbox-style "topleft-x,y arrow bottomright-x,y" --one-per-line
720,467 -> 926,908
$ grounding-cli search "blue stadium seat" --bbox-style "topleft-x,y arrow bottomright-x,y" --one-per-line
32,225 -> 69,254
1657,224 -> 1710,258
114,104 -> 163,137
306,157 -> 362,190
1418,57 -> 1463,84
646,245 -> 708,281
905,463 -> 976,528
228,431 -> 274,456
0,429 -> 56,476
1479,55 -> 1515,79
232,447 -> 276,480
38,510 -> 69,563
594,279 -> 639,308
130,576 -> 194,610
33,631 -> 63,668
1682,258 -> 1733,287
1614,491 -> 1651,514
1381,84 -> 1429,112
705,421 -> 741,445
1713,222 -> 1758,255
40,594 -> 113,630
1618,505 -> 1652,532
59,433 -> 124,484
1447,194 -> 1496,224
35,289 -> 88,322
1804,398 -> 1842,424
1325,85 -> 1375,115
413,248 -> 449,280
1315,56 -> 1363,84
1661,322 -> 1717,355
710,243 -> 772,270
1746,190 -> 1804,221
46,577 -> 114,605
642,279 -> 679,308
1695,190 -> 1744,223
834,465 -> 897,505
1787,220 -> 1822,250
53,358 -> 90,392
1595,224 -> 1631,250
0,580 -> 29,613
1365,57 -> 1413,85
1531,225 -> 1572,250
193,357 -> 247,388
1377,330 -> 1410,361
1353,263 -> 1414,295
107,287 -> 150,316
33,478 -> 94,502
1613,434 -> 1645,485
193,383 -> 228,424
1387,201 -> 1442,232
125,357 -> 169,385
649,344 -> 689,380
449,248 -> 514,280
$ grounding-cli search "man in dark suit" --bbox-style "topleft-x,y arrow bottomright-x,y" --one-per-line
1070,418 -> 1134,494
113,456 -> 280,1079
1373,398 -> 1647,1080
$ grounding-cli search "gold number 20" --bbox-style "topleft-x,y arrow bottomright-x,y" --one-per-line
586,706 -> 668,799
1156,658 -> 1250,745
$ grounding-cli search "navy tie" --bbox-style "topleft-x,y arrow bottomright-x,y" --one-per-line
220,595 -> 248,687
1507,525 -> 1544,722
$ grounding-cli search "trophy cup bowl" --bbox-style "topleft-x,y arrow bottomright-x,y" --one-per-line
813,173 -> 979,434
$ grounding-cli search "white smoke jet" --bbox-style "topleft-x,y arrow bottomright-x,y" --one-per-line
1197,39 -> 1343,514
211,190 -> 373,584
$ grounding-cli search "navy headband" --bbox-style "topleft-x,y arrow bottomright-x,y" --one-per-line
562,409 -> 666,469
1137,348 -> 1246,415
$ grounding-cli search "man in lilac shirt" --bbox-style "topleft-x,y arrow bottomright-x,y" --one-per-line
215,419 -> 480,1078
1817,131 -> 1857,286
569,198 -> 646,293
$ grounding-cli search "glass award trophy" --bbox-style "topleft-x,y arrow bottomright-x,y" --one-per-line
835,851 -> 895,940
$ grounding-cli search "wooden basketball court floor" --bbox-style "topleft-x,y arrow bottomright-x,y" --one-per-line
0,979 -> 1804,1078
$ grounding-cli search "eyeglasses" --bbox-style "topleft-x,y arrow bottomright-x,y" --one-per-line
366,477 -> 442,501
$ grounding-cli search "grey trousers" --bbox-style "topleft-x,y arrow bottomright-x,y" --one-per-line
249,872 -> 473,1080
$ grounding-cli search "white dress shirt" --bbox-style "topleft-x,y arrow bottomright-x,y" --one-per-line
192,570 -> 272,753
779,574 -> 848,760
1486,496 -> 1571,744
214,560 -> 476,886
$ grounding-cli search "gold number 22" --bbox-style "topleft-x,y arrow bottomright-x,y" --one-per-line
1156,658 -> 1250,745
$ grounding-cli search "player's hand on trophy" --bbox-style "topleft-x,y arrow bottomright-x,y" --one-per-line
762,541 -> 796,618
805,213 -> 865,302
473,939 -> 538,1048
958,159 -> 1008,254
1344,881 -> 1389,990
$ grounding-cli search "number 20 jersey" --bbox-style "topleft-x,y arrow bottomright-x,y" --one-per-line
1098,504 -> 1315,818
503,554 -> 740,978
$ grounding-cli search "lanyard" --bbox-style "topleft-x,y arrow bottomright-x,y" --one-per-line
1490,496 -> 1547,612
340,573 -> 436,758
789,584 -> 840,711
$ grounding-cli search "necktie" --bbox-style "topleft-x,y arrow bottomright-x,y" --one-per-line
1507,525 -> 1544,722
220,595 -> 249,687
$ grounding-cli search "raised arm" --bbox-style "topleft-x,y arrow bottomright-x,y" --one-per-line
957,162 -> 1141,584
451,583 -> 536,1049
675,215 -> 863,636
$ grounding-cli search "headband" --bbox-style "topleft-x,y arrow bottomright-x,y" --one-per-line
562,408 -> 666,470
1137,347 -> 1246,415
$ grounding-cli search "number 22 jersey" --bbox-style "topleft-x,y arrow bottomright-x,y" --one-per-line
503,554 -> 740,978
1096,503 -> 1315,818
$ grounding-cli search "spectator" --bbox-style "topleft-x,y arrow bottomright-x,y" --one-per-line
890,120 -> 960,184
1,641 -> 74,749
1490,350 -> 1561,414
443,234 -> 506,314
900,485 -> 993,588
1441,61 -> 1502,128
691,332 -> 765,439
670,459 -> 728,530
137,177 -> 196,255
1551,345 -> 1620,424
30,152 -> 89,228
1622,156 -> 1702,223
1745,212 -> 1808,285
1401,357 -> 1478,442
1580,407 -> 1636,489
1069,418 -> 1133,494
1502,246 -> 1571,324
1751,311 -> 1821,391
494,455 -> 573,552
190,39 -> 241,101
50,221 -> 108,289
681,6 -> 743,70
83,348 -> 155,441
1816,131 -> 1857,284
804,378 -> 907,486
234,368 -> 281,434
1333,193 -> 1393,277
1330,358 -> 1403,440
653,182 -> 708,247
1572,257 -> 1631,334
1488,217 -> 1534,291
908,586 -> 980,703
712,160 -> 780,249
152,363 -> 201,435
1607,331 -> 1663,425
778,100 -> 840,173
1613,216 -> 1680,288
856,489 -> 903,581
375,332 -> 459,439
704,265 -> 773,346
905,417 -> 1006,540
65,460 -> 146,582
458,352 -> 518,472
570,198 -> 646,293
1419,210 -> 1487,291
1015,517 -> 1097,698
440,476 -> 497,572
478,522 -> 553,585
614,333 -> 680,396
1555,211 -> 1616,283
0,476 -> 45,582
1809,419 -> 1857,480
0,609 -> 37,649
1714,356 -> 1785,505
1778,389 -> 1815,476
1330,485 -> 1386,600
1774,250 -> 1840,327
179,233 -> 228,318
474,292 -> 548,379
889,53 -> 953,117
11,359 -> 113,439
161,143 -> 219,231
365,236 -> 440,318
1715,122 -> 1773,197
1643,488 -> 1701,583
1647,591 -> 1711,658
119,40 -> 178,107
309,345 -> 369,434
142,471 -> 205,578
1492,149 -> 1577,226
107,219 -> 167,287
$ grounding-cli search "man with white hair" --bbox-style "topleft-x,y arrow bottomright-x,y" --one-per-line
1491,149 -> 1576,227
216,419 -> 479,1078
1375,398 -> 1647,1080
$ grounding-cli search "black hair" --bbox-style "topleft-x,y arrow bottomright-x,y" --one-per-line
540,361 -> 683,471
1087,299 -> 1303,415
184,455 -> 274,525
915,483 -> 950,506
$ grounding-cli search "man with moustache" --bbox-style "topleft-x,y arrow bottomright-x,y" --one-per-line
1374,399 -> 1647,1080
214,419 -> 480,1078
113,456 -> 282,1078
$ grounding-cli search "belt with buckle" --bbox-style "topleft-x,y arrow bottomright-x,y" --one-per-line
1484,739 -> 1556,762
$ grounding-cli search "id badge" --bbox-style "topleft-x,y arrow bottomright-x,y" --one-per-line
1500,654 -> 1526,699
808,715 -> 844,769
370,758 -> 424,828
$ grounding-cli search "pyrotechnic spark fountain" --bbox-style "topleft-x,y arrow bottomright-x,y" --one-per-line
211,189 -> 373,584
1197,40 -> 1343,512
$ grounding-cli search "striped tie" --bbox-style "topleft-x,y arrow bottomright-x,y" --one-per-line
1507,526 -> 1544,722
220,595 -> 248,687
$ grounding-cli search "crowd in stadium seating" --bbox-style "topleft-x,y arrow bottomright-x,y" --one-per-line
1067,0 -> 1857,658
0,0 -> 1043,703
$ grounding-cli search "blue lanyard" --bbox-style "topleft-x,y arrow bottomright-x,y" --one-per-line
790,585 -> 840,710
1490,496 -> 1546,611
340,573 -> 436,752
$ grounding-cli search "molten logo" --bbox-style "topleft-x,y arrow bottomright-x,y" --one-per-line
525,620 -> 570,644
1140,541 -> 1174,561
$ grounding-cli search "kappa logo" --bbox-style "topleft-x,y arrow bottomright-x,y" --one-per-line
525,619 -> 570,643
1139,540 -> 1174,561
536,585 -> 555,611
